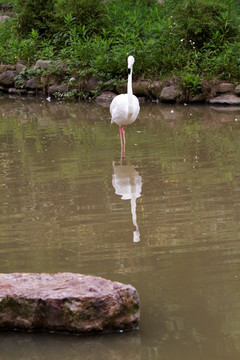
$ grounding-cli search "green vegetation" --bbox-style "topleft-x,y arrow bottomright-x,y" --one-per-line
0,0 -> 239,83
0,0 -> 12,5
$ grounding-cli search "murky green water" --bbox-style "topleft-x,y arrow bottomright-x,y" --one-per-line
1,96 -> 240,359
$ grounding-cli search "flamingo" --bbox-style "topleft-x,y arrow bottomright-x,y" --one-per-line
110,56 -> 140,151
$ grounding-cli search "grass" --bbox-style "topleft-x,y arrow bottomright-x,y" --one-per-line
0,0 -> 12,4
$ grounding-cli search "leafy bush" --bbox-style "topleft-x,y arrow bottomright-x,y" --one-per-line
13,0 -> 55,36
181,72 -> 201,98
53,0 -> 108,37
174,0 -> 239,48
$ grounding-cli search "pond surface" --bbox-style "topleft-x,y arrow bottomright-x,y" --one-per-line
1,96 -> 240,359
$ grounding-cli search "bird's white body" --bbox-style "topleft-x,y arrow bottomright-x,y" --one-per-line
110,93 -> 140,126
110,56 -> 140,148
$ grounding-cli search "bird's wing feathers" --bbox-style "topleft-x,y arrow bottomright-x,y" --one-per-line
110,94 -> 128,124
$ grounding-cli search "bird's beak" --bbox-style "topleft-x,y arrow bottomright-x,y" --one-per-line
128,68 -> 131,75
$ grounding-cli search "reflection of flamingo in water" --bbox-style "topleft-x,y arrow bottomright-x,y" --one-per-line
112,161 -> 142,242
110,56 -> 140,153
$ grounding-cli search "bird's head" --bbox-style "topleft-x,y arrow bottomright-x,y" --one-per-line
128,56 -> 135,74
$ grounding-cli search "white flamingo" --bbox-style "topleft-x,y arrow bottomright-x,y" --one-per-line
110,56 -> 140,151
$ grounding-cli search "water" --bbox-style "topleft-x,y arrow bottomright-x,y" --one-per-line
1,97 -> 240,359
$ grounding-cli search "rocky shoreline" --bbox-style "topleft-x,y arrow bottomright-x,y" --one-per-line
0,59 -> 240,105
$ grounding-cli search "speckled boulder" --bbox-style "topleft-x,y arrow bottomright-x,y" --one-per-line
26,77 -> 40,90
0,70 -> 17,86
235,84 -> 240,96
48,84 -> 68,95
95,91 -> 116,104
0,273 -> 140,334
216,82 -> 235,94
34,59 -> 51,70
160,84 -> 182,102
209,94 -> 240,105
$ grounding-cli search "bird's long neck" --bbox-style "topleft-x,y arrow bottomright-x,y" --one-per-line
127,67 -> 133,97
127,67 -> 134,114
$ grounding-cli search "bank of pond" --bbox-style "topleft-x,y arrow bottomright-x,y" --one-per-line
1,60 -> 240,106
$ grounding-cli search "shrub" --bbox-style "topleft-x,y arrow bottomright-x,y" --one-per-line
174,0 -> 239,49
13,0 -> 55,36
181,72 -> 202,99
53,0 -> 108,37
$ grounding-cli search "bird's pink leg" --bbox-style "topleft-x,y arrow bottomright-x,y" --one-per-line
122,126 -> 126,146
119,126 -> 123,148
119,126 -> 126,153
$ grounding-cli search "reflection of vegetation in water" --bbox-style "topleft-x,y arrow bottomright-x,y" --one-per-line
180,119 -> 236,162
1,112 -> 240,176
1,105 -> 240,201
0,115 -> 113,180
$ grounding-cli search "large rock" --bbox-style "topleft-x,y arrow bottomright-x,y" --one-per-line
95,91 -> 116,105
16,62 -> 27,74
216,82 -> 235,94
8,87 -> 27,95
235,84 -> 240,96
34,59 -> 51,70
26,77 -> 40,89
160,84 -> 182,102
151,80 -> 163,99
116,80 -> 152,97
209,94 -> 240,105
0,70 -> 17,86
48,84 -> 68,95
0,65 -> 8,74
133,80 -> 153,97
0,273 -> 140,334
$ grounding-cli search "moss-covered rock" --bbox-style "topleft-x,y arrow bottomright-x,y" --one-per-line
0,273 -> 140,334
